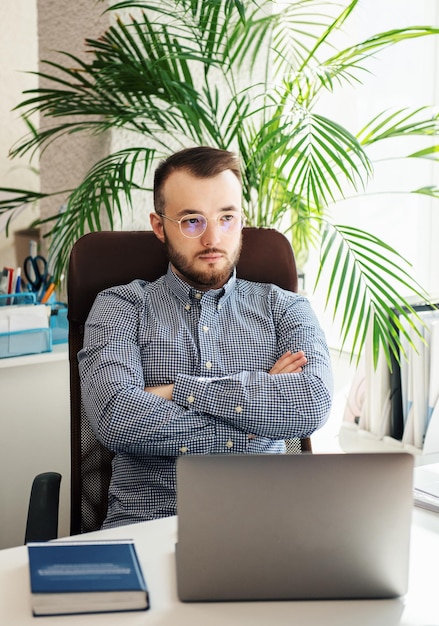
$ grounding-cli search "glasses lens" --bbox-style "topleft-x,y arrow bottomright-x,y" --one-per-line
218,213 -> 241,233
178,213 -> 242,237
180,215 -> 206,237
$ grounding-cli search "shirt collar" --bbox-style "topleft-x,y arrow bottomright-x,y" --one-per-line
164,264 -> 236,308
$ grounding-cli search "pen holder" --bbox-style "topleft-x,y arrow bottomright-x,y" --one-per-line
0,326 -> 52,358
0,292 -> 36,306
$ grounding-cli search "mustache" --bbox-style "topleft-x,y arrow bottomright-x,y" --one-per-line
197,248 -> 225,256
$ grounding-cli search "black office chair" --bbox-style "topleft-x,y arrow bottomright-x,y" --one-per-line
25,472 -> 61,543
26,227 -> 311,541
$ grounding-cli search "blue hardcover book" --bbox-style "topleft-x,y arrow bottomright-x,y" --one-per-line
27,539 -> 149,616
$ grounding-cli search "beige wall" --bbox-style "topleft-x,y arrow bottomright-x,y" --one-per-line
37,0 -> 110,259
0,1 -> 110,269
0,1 -> 39,267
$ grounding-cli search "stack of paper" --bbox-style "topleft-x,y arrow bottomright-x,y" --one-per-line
413,463 -> 439,513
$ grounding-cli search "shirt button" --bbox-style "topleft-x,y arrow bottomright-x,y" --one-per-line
217,304 -> 222,310
235,405 -> 243,413
179,446 -> 188,453
187,395 -> 195,404
205,361 -> 212,369
203,325 -> 209,332
195,292 -> 202,300
184,304 -> 191,311
226,440 -> 234,449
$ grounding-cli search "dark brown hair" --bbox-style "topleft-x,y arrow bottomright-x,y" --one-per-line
153,146 -> 242,214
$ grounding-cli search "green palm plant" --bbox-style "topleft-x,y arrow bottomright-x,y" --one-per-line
1,0 -> 439,365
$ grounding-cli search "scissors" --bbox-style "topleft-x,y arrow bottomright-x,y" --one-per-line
23,255 -> 50,294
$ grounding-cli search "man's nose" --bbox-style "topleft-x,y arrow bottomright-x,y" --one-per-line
200,219 -> 221,247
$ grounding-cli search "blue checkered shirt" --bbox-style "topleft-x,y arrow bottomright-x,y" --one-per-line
78,266 -> 333,528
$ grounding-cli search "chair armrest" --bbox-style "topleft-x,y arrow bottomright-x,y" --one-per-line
25,472 -> 62,543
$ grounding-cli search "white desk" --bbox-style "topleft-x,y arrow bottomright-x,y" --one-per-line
0,509 -> 438,625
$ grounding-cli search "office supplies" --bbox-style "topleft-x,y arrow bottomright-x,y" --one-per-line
0,268 -> 8,302
5,266 -> 14,294
2,267 -> 15,304
40,280 -> 56,304
388,303 -> 439,441
12,267 -> 22,304
49,302 -> 68,343
13,267 -> 21,293
176,452 -> 414,602
0,299 -> 51,358
23,254 -> 49,297
27,539 -> 149,616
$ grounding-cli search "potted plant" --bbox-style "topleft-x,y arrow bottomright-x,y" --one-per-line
1,0 -> 438,364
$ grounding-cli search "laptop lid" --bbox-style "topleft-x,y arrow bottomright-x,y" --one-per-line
176,453 -> 414,602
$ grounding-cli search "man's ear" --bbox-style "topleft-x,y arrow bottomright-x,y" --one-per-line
150,212 -> 165,243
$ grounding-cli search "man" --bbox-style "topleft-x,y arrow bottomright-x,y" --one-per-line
78,146 -> 333,529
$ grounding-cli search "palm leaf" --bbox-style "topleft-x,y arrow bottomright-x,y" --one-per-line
38,147 -> 157,281
316,223 -> 430,366
357,108 -> 439,146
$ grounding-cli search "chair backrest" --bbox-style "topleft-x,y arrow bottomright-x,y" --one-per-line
67,227 -> 311,535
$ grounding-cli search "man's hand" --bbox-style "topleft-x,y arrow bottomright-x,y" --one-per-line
144,384 -> 174,400
269,350 -> 307,375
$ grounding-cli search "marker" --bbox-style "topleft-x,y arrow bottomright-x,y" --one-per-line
14,267 -> 22,293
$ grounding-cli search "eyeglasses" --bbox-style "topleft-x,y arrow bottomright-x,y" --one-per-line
157,212 -> 243,238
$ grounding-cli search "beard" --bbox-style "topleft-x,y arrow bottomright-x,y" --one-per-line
163,235 -> 242,289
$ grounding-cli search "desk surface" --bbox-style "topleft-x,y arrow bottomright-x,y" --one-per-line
0,509 -> 438,625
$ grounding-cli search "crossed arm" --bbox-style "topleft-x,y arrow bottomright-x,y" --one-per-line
145,350 -> 308,400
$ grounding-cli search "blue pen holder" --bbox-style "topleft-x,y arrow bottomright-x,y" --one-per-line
0,326 -> 52,358
0,291 -> 36,306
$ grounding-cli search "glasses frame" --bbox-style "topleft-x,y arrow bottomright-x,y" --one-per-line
157,212 -> 244,238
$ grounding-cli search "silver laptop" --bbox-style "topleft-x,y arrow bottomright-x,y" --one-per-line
176,452 -> 414,602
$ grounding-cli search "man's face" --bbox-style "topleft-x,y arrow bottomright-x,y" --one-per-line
150,169 -> 243,291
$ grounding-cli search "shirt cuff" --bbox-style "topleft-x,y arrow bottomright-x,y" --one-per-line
173,373 -> 245,418
173,374 -> 249,453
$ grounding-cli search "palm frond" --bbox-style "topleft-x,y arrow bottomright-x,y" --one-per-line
357,108 -> 439,146
316,223 -> 430,366
40,147 -> 157,281
316,26 -> 439,96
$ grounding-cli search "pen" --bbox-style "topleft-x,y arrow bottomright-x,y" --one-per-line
15,266 -> 21,290
4,267 -> 14,305
5,267 -> 14,295
13,267 -> 22,304
40,281 -> 56,304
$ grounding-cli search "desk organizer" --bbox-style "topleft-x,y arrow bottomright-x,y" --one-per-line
0,326 -> 52,358
0,293 -> 52,358
49,303 -> 68,344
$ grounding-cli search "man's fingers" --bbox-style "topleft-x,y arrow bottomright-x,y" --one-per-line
269,351 -> 307,374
